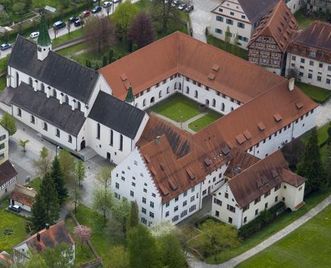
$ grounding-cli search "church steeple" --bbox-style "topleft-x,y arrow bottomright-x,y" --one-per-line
37,13 -> 52,61
125,86 -> 135,105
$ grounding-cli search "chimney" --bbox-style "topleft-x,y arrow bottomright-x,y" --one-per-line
37,233 -> 41,242
288,77 -> 295,91
45,223 -> 50,230
155,136 -> 161,144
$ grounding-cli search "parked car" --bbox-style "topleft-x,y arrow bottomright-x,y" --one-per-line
8,205 -> 21,213
53,20 -> 66,30
69,16 -> 79,23
173,0 -> 180,5
82,10 -> 91,17
74,19 -> 84,27
185,4 -> 194,12
113,0 -> 121,3
178,3 -> 186,10
0,43 -> 11,51
92,5 -> 102,13
103,1 -> 112,8
30,31 -> 39,39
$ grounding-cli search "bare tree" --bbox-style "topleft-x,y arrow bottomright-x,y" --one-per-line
84,16 -> 116,54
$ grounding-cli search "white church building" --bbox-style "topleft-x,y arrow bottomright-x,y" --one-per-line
0,17 -> 318,228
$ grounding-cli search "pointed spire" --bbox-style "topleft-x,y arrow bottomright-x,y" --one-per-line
37,13 -> 51,47
125,86 -> 135,103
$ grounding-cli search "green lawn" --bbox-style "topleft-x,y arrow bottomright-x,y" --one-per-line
294,9 -> 315,29
27,177 -> 42,192
188,111 -> 221,132
0,76 -> 6,92
298,82 -> 331,104
74,205 -> 125,267
206,188 -> 331,264
151,94 -> 201,122
207,34 -> 248,60
0,203 -> 28,253
53,28 -> 84,47
238,205 -> 331,268
0,56 -> 9,74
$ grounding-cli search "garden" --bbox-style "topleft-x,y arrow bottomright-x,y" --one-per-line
297,82 -> 331,104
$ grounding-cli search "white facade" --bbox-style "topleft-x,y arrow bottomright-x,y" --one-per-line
286,53 -> 331,90
285,0 -> 303,13
212,180 -> 305,229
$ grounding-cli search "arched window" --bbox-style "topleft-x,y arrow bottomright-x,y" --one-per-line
68,135 -> 72,143
166,87 -> 170,94
143,99 -> 146,107
65,95 -> 69,104
159,90 -> 162,98
150,97 -> 155,104
41,83 -> 45,93
212,99 -> 216,107
186,86 -> 189,94
53,89 -> 57,98
16,72 -> 19,87
221,103 -> 225,111
29,77 -> 33,86
110,129 -> 113,146
178,82 -> 182,90
77,102 -> 81,111
97,123 -> 100,139
195,90 -> 198,98
119,134 -> 123,151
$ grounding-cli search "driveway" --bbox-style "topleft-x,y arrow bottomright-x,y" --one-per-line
190,0 -> 219,42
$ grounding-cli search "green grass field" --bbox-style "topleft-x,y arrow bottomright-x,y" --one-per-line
298,82 -> 331,104
238,205 -> 331,268
53,28 -> 84,47
294,10 -> 315,29
151,94 -> 201,122
188,111 -> 221,132
0,203 -> 28,253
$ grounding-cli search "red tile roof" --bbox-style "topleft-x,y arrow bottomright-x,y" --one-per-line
0,160 -> 17,187
10,184 -> 36,208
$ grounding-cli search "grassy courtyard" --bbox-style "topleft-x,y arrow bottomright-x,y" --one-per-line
188,111 -> 221,132
0,201 -> 28,253
238,205 -> 331,268
151,94 -> 201,122
298,82 -> 331,104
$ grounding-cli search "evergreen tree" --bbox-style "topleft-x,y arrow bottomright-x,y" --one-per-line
51,156 -> 68,205
31,193 -> 48,232
128,201 -> 139,229
297,128 -> 326,193
102,55 -> 108,67
158,233 -> 187,268
324,142 -> 331,187
128,225 -> 160,268
108,49 -> 114,64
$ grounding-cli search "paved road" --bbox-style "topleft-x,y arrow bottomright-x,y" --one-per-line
188,194 -> 331,268
190,0 -> 219,42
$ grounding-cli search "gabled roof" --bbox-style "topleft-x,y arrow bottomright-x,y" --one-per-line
249,0 -> 298,52
228,151 -> 305,208
0,160 -> 17,187
88,91 -> 146,139
10,184 -> 37,207
14,221 -> 74,252
212,0 -> 278,24
11,82 -> 85,136
100,32 -> 286,103
9,36 -> 99,103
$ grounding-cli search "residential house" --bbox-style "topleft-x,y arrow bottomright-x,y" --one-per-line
10,184 -> 37,212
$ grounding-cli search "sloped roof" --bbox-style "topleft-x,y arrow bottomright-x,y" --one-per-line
249,0 -> 298,52
228,151 -> 305,208
100,32 -> 286,103
0,160 -> 17,187
9,36 -> 99,103
11,83 -> 85,136
15,221 -> 74,252
10,184 -> 37,207
88,91 -> 146,139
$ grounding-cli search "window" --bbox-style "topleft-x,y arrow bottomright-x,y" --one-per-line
291,55 -> 296,61
0,135 -> 5,141
180,210 -> 187,218
119,134 -> 123,151
115,182 -> 119,189
264,191 -> 270,198
56,129 -> 60,138
254,197 -> 261,204
183,201 -> 187,207
189,205 -> 196,212
142,208 -> 146,214
159,90 -> 162,98
150,201 -> 154,208
319,63 -> 323,68
110,130 -> 113,146
149,212 -> 154,218
265,203 -> 268,209
195,90 -> 198,98
216,16 -> 223,22
0,143 -> 5,150
190,196 -> 195,202
43,122 -> 48,131
174,206 -> 178,212
227,204 -> 235,213
214,198 -> 222,206
226,19 -> 233,25
152,193 -> 156,197
97,123 -> 100,139
30,115 -> 35,124
215,210 -> 220,217
175,197 -> 179,202
225,192 -> 229,199
142,197 -> 146,204
317,76 -> 322,82
130,191 -> 134,197
183,191 -> 187,197
275,196 -> 278,202
166,202 -> 169,207
308,73 -> 312,79
17,108 -> 22,117
230,11 -> 234,16
300,58 -> 305,63
228,217 -> 232,223
143,99 -> 146,106
244,217 -> 247,223
68,135 -> 72,143
215,28 -> 222,34
165,211 -> 169,217
255,209 -> 259,215
172,215 -> 179,222
309,60 -> 314,66
131,182 -> 135,187
238,22 -> 245,28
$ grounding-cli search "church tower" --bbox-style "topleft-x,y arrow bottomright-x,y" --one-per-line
37,14 -> 52,61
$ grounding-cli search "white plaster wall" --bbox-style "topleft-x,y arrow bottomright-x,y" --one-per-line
282,182 -> 305,210
10,199 -> 32,212
286,53 -> 331,90
0,126 -> 9,164
286,0 -> 302,13
0,177 -> 16,199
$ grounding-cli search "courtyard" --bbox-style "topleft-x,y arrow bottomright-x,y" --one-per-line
150,94 -> 222,133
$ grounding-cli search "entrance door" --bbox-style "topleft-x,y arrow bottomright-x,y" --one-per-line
107,152 -> 111,160
81,140 -> 86,150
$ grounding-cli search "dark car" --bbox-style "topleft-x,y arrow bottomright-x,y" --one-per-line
69,16 -> 79,23
92,6 -> 102,13
0,43 -> 11,51
185,4 -> 194,12
8,205 -> 21,213
53,20 -> 66,30
74,19 -> 84,27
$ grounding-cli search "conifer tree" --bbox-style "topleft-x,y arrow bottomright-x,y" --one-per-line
51,156 -> 68,205
31,193 -> 48,232
297,128 -> 326,193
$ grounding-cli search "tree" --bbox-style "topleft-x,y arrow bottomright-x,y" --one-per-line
108,48 -> 114,63
112,0 -> 138,41
19,139 -> 29,152
51,156 -> 68,205
58,149 -> 75,183
98,166 -> 112,190
128,12 -> 155,49
128,224 -> 160,268
92,187 -> 113,223
111,198 -> 130,235
225,26 -> 232,44
75,160 -> 86,187
324,142 -> 331,187
158,233 -> 187,268
31,173 -> 60,231
108,245 -> 129,268
42,243 -> 74,268
281,138 -> 305,171
84,16 -> 116,53
189,219 -> 240,258
128,201 -> 139,229
0,112 -> 16,136
102,55 -> 108,67
297,128 -> 326,193
34,147 -> 52,177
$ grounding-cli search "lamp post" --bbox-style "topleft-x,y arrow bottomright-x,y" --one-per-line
56,145 -> 60,156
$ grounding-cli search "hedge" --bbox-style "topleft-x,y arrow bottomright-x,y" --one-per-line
238,202 -> 286,239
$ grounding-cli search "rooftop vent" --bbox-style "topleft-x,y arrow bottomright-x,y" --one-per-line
159,184 -> 169,196
120,73 -> 127,81
257,122 -> 266,131
212,64 -> 220,72
288,77 -> 295,91
221,145 -> 230,156
186,168 -> 195,180
204,158 -> 212,167
243,130 -> 252,140
273,113 -> 282,122
144,154 -> 151,163
295,102 -> 303,109
168,178 -> 178,191
235,134 -> 246,145
208,73 -> 216,80
155,136 -> 161,144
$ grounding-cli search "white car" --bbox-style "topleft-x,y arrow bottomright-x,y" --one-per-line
103,1 -> 112,8
30,32 -> 40,39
